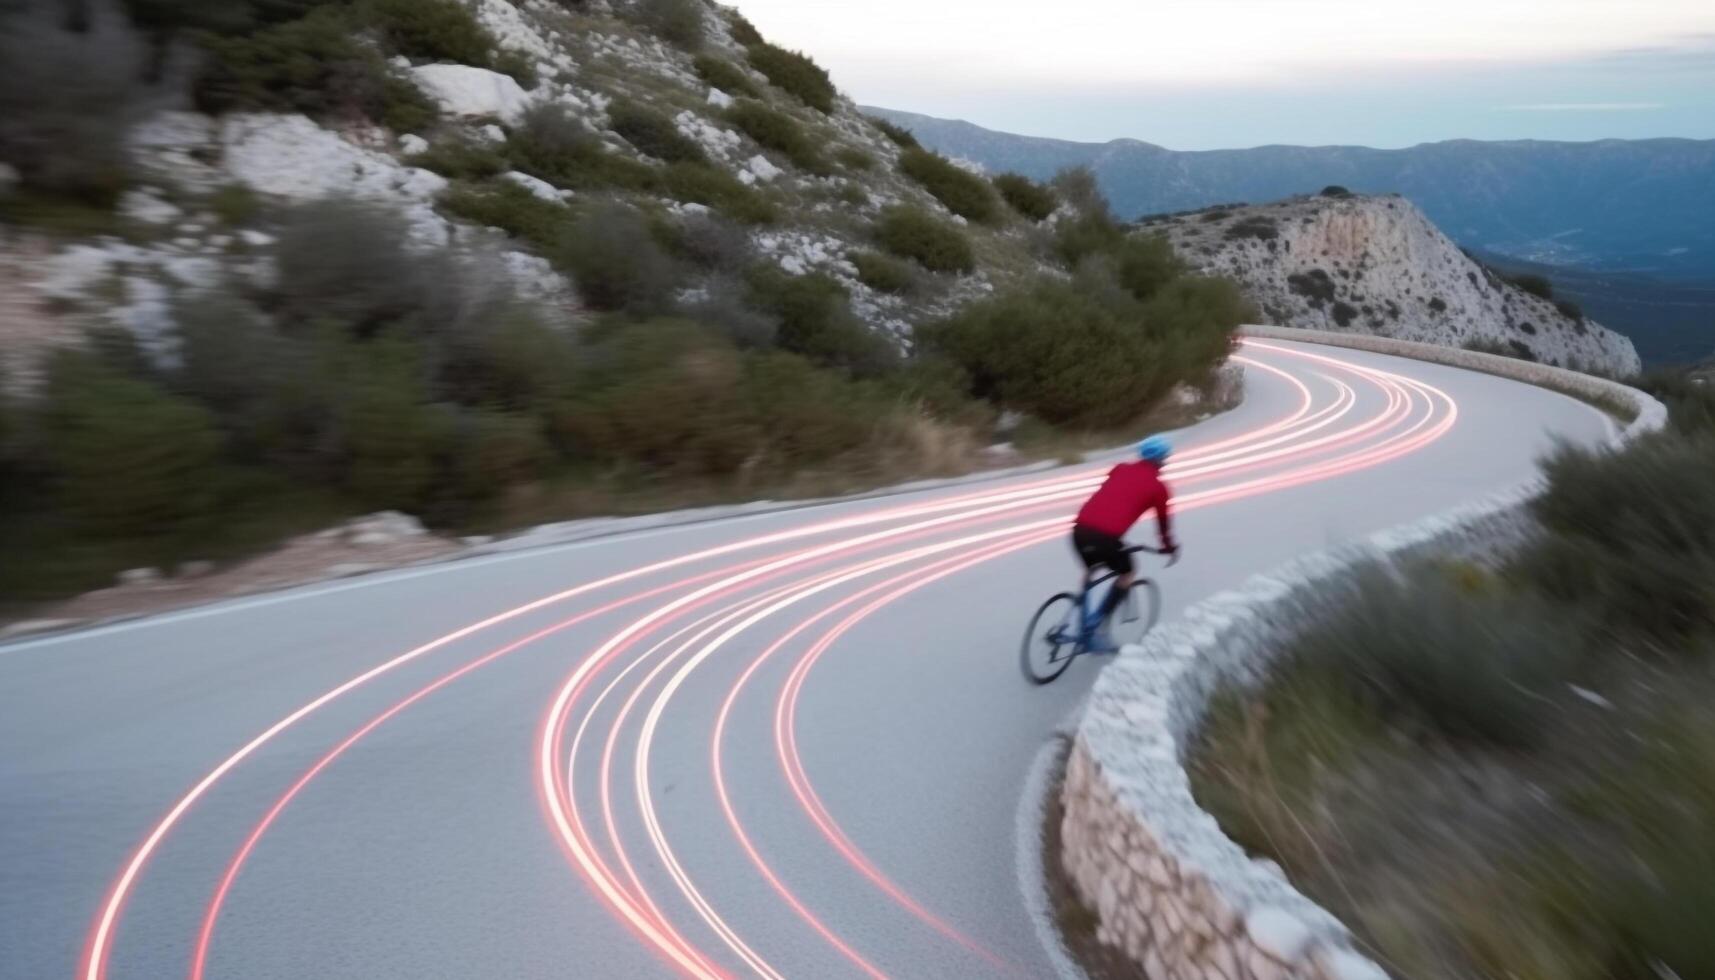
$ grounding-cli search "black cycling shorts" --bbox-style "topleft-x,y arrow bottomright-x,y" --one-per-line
1071,524 -> 1132,576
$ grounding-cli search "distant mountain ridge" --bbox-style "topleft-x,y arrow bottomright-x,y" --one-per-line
866,108 -> 1715,282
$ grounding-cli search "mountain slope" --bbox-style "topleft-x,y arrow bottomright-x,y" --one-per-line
1148,193 -> 1642,376
868,107 -> 1715,281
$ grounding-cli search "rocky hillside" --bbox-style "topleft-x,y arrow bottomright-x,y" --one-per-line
1145,193 -> 1642,376
0,0 -> 1251,601
0,0 -> 1063,382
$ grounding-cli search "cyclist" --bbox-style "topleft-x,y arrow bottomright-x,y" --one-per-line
1070,436 -> 1179,652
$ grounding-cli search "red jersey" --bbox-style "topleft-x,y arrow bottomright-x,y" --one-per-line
1074,460 -> 1175,544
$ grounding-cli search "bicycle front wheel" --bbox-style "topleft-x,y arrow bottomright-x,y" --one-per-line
1021,593 -> 1080,685
1109,578 -> 1162,649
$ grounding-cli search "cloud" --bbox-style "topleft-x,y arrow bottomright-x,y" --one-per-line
1500,102 -> 1666,111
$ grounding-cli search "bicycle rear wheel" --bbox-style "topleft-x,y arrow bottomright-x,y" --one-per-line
1109,578 -> 1162,650
1021,593 -> 1080,685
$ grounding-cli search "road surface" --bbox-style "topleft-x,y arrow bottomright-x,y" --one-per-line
0,339 -> 1612,980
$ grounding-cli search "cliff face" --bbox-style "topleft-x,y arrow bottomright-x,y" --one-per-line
1150,194 -> 1642,377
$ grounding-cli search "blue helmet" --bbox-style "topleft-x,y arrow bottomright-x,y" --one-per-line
1137,436 -> 1173,464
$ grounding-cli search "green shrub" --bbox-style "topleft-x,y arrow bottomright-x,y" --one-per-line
1510,273 -> 1555,299
918,279 -> 1152,428
692,54 -> 758,97
174,288 -> 287,432
409,137 -> 510,180
681,278 -> 778,348
1321,185 -> 1353,198
1051,166 -> 1110,219
661,161 -> 777,225
867,115 -> 919,150
670,213 -> 754,272
897,148 -> 999,223
725,100 -> 827,174
1514,434 -> 1715,642
747,42 -> 836,113
510,103 -> 657,191
41,352 -> 225,536
1331,300 -> 1358,327
552,202 -> 681,315
874,205 -> 974,274
1556,299 -> 1585,322
1052,211 -> 1125,266
741,351 -> 891,466
724,8 -> 764,47
438,182 -> 572,249
992,173 -> 1056,222
365,0 -> 496,68
562,320 -> 758,474
1643,369 -> 1715,436
1224,216 -> 1279,241
195,6 -> 437,131
336,333 -> 439,509
745,268 -> 896,377
835,147 -> 876,172
1295,563 -> 1585,747
273,201 -> 426,332
629,0 -> 705,48
439,408 -> 550,505
1112,233 -> 1187,301
607,100 -> 706,164
1288,268 -> 1337,306
438,308 -> 579,415
0,0 -> 146,208
849,251 -> 915,295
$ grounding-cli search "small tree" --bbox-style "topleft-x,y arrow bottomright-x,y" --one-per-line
992,173 -> 1057,222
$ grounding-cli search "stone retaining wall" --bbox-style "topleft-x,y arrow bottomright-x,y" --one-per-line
1057,334 -> 1666,980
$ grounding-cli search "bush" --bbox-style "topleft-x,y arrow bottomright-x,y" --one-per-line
1111,233 -> 1187,302
1643,369 -> 1715,436
725,100 -> 827,174
1556,299 -> 1585,322
552,202 -> 680,315
438,182 -> 573,249
409,136 -> 510,180
1320,185 -> 1353,198
897,148 -> 999,223
562,320 -> 758,474
681,277 -> 778,348
1052,211 -> 1126,267
918,280 -> 1141,428
195,6 -> 437,131
1224,216 -> 1279,241
274,200 -> 427,332
335,333 -> 439,509
849,251 -> 915,295
1287,269 -> 1337,306
366,0 -> 496,68
1051,166 -> 1110,219
660,161 -> 777,225
692,54 -> 758,97
745,268 -> 896,377
510,103 -> 657,191
439,408 -> 549,505
629,0 -> 705,48
174,288 -> 287,433
746,41 -> 836,113
1514,434 -> 1715,642
0,0 -> 146,207
437,307 -> 579,415
835,147 -> 875,172
1293,563 -> 1584,747
992,172 -> 1056,222
1509,273 -> 1555,299
1331,300 -> 1358,327
607,100 -> 706,164
724,7 -> 763,47
867,115 -> 919,149
41,352 -> 224,536
209,184 -> 263,226
671,212 -> 754,273
874,205 -> 974,274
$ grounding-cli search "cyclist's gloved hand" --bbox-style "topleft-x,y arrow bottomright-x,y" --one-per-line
1162,543 -> 1181,566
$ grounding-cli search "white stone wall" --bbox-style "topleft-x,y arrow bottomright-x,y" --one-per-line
1058,338 -> 1666,980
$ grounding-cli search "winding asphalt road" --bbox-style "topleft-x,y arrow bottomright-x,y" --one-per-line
0,339 -> 1612,980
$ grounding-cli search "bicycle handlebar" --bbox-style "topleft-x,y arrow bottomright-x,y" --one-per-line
1123,544 -> 1180,567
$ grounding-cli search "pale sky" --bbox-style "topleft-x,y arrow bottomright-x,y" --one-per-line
730,1 -> 1715,148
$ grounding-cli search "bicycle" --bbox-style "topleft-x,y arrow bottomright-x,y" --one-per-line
1019,545 -> 1174,685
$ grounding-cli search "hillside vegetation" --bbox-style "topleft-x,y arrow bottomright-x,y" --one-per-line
0,0 -> 1250,601
1190,374 -> 1715,979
